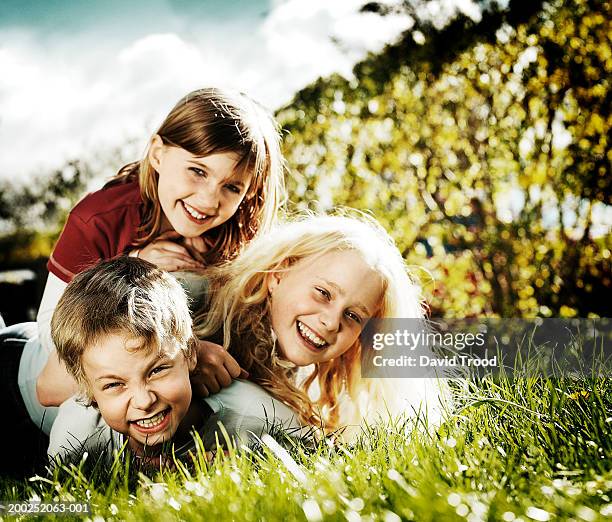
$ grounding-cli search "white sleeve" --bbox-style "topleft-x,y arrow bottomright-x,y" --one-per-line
37,273 -> 67,354
203,380 -> 305,448
48,396 -> 111,463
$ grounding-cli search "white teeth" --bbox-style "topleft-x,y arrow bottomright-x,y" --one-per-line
297,321 -> 326,347
183,202 -> 206,220
135,410 -> 167,428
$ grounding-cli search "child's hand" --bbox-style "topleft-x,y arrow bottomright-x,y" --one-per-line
183,235 -> 215,256
192,339 -> 249,396
136,231 -> 205,271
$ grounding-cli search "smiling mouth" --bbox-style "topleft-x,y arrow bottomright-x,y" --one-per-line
296,320 -> 328,350
181,201 -> 212,224
131,408 -> 171,433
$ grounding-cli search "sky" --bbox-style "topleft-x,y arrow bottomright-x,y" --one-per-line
0,0 -> 437,182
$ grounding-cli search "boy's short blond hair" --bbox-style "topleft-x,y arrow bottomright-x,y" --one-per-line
51,257 -> 194,398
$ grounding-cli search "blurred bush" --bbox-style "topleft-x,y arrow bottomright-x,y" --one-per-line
278,0 -> 610,317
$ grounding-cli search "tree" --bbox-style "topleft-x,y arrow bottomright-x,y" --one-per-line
278,0 -> 611,317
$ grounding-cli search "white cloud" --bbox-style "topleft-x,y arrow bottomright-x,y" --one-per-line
0,1 -> 468,182
259,0 -> 414,96
413,0 -> 483,29
0,30 -> 255,181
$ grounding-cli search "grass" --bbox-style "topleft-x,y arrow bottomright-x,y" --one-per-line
1,371 -> 610,521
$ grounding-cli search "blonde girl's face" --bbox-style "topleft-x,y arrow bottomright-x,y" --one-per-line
149,136 -> 253,239
267,250 -> 383,366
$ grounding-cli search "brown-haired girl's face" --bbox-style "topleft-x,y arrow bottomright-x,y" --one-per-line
149,136 -> 253,238
267,250 -> 383,366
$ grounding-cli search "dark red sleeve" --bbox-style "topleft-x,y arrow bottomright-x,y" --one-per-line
47,212 -> 110,283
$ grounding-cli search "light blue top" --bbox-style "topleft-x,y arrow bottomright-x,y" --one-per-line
18,335 -> 58,434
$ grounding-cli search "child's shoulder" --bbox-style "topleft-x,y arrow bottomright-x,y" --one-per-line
196,380 -> 304,450
210,379 -> 272,403
70,179 -> 142,224
48,396 -> 118,463
205,379 -> 298,424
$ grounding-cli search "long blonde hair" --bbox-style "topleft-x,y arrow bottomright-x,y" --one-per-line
195,213 -> 425,430
109,87 -> 285,264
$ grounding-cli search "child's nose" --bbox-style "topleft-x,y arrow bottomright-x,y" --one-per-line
319,309 -> 341,333
131,385 -> 156,411
196,185 -> 221,212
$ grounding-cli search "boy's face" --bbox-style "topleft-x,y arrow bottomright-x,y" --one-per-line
83,332 -> 193,455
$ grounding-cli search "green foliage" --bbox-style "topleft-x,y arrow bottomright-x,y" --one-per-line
0,161 -> 91,264
1,161 -> 90,230
0,231 -> 58,266
0,139 -> 136,266
278,0 -> 611,317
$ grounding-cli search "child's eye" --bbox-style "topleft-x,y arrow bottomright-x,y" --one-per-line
345,311 -> 362,324
224,184 -> 240,194
150,365 -> 170,376
102,382 -> 122,391
189,167 -> 207,178
315,287 -> 331,300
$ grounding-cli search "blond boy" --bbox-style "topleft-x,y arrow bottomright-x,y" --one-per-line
48,257 -> 299,464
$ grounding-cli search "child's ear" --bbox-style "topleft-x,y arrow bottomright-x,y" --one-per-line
265,259 -> 293,295
148,134 -> 164,170
188,351 -> 197,372
265,271 -> 282,295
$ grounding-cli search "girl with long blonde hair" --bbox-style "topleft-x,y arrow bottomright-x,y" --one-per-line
196,213 -> 437,432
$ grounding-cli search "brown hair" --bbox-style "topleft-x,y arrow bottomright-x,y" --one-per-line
51,257 -> 194,399
110,87 -> 285,264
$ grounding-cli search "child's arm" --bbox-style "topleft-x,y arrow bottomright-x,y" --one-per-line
36,273 -> 66,356
37,351 -> 78,406
36,273 -> 78,406
132,231 -> 204,271
191,339 -> 248,396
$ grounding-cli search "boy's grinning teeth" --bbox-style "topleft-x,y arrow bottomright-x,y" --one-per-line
134,410 -> 168,428
297,320 -> 326,348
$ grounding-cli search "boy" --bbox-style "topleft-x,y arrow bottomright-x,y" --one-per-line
48,257 -> 300,464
